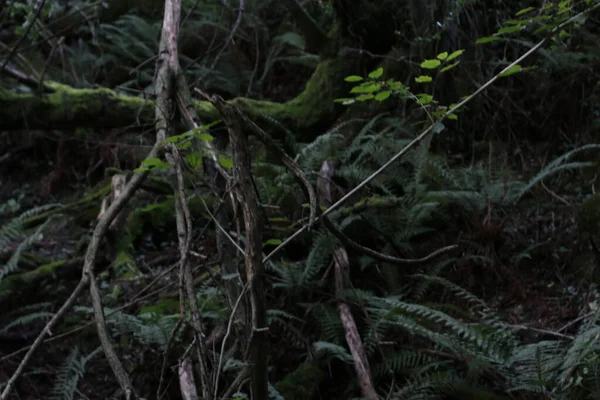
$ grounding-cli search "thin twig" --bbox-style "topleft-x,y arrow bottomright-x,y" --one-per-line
215,283 -> 249,398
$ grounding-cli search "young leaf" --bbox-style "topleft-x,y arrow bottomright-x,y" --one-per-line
368,67 -> 384,79
350,83 -> 381,93
356,94 -> 375,101
515,6 -> 535,16
420,59 -> 441,69
498,25 -> 522,34
436,51 -> 448,60
445,49 -> 464,62
344,75 -> 363,82
440,61 -> 460,73
374,91 -> 391,101
415,75 -> 433,83
264,238 -> 283,246
498,64 -> 522,77
218,156 -> 233,169
196,133 -> 214,142
417,94 -> 433,105
142,157 -> 164,167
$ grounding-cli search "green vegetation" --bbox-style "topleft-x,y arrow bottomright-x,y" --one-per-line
2,1 -> 600,399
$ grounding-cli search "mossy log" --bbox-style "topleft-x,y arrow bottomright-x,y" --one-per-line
0,257 -> 84,302
1,58 -> 349,141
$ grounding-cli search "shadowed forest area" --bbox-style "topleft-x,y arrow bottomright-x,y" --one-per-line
3,0 -> 600,399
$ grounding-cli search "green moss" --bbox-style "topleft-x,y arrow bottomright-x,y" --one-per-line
275,362 -> 324,400
2,56 -> 350,141
0,259 -> 70,301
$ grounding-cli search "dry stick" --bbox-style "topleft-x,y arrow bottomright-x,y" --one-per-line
89,271 -> 135,399
263,4 -> 600,264
333,249 -> 379,400
179,355 -> 199,400
317,160 -> 378,400
157,0 -> 213,397
170,145 -> 213,398
0,143 -> 159,400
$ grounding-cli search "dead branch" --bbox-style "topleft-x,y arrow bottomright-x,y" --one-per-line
317,159 -> 378,400
204,93 -> 269,400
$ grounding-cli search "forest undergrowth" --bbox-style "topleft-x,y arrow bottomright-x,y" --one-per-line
3,0 -> 600,399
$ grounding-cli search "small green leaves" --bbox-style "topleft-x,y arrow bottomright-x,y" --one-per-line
368,67 -> 383,79
420,59 -> 441,69
419,49 -> 464,79
344,75 -> 363,82
498,64 -> 522,77
339,67 -> 402,105
163,124 -> 215,148
415,75 -> 433,83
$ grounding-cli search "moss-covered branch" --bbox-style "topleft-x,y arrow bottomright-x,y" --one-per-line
1,58 -> 348,141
